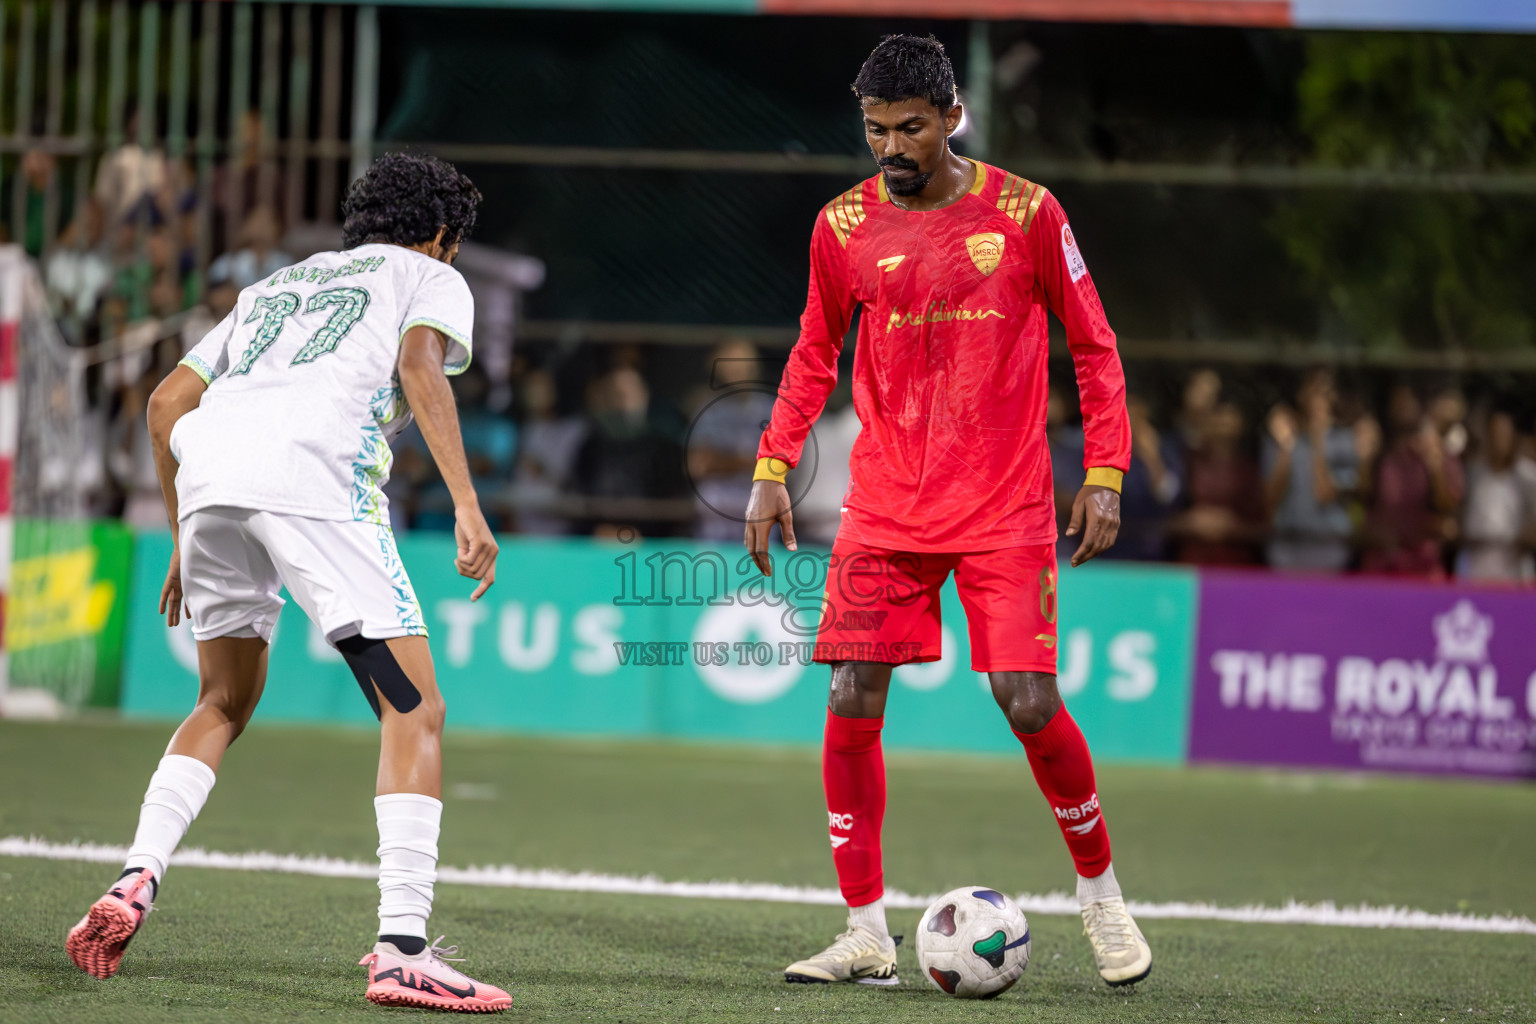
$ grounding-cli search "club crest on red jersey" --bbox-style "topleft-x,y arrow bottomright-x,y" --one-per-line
965,233 -> 1006,276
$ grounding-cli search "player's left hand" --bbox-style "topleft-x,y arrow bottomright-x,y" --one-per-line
454,504 -> 499,601
1066,485 -> 1121,567
159,548 -> 188,627
744,480 -> 796,576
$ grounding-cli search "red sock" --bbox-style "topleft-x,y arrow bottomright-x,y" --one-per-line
822,709 -> 886,906
1013,705 -> 1112,877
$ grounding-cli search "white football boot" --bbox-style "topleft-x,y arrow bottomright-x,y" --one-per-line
784,925 -> 899,985
1081,896 -> 1152,985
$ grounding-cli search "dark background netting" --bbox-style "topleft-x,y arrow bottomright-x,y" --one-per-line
374,11 -> 1329,337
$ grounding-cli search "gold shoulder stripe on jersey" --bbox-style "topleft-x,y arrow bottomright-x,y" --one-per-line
825,184 -> 867,247
876,254 -> 906,273
997,173 -> 1047,234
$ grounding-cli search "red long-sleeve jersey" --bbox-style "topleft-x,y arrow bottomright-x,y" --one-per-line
757,159 -> 1131,552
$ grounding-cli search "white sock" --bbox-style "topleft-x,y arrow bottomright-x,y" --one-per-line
1077,862 -> 1122,906
848,897 -> 891,945
375,793 -> 442,939
123,754 -> 217,884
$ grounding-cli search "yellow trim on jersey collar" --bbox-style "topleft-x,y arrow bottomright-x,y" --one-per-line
876,157 -> 987,204
965,157 -> 988,195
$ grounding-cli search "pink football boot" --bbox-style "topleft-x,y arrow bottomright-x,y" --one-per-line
360,936 -> 511,1013
66,868 -> 156,979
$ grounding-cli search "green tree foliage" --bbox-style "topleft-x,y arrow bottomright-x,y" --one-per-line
1273,33 -> 1536,350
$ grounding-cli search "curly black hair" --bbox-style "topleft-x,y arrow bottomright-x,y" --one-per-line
851,34 -> 957,112
341,152 -> 482,251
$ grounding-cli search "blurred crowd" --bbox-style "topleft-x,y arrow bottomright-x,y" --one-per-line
14,109 -> 288,347
5,108 -> 298,525
9,106 -> 1535,586
387,348 -> 1536,589
1053,367 -> 1536,585
383,342 -> 755,544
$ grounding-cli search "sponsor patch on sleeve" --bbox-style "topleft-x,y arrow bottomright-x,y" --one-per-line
1061,223 -> 1088,283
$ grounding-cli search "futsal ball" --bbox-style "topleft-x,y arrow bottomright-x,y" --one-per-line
915,886 -> 1031,998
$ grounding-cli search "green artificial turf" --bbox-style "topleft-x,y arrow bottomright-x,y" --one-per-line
1,718 -> 1533,1023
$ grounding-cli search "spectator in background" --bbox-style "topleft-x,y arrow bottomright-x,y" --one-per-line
19,146 -> 58,258
1429,386 -> 1470,464
208,205 -> 293,290
1047,385 -> 1085,566
45,199 -> 113,343
610,342 -> 689,446
1263,369 -> 1361,571
1459,410 -> 1536,583
148,267 -> 184,322
92,102 -> 166,225
214,110 -> 283,255
687,339 -> 775,543
1172,401 -> 1266,565
573,365 -> 688,537
511,367 -> 587,535
1176,367 -> 1221,455
110,223 -> 182,328
1361,383 -> 1464,578
1105,395 -> 1183,560
170,160 -> 203,277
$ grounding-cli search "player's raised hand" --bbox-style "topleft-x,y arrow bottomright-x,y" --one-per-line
1066,485 -> 1121,567
744,479 -> 797,576
159,548 -> 188,627
454,504 -> 499,601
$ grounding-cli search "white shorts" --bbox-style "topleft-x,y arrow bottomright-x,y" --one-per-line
180,506 -> 428,646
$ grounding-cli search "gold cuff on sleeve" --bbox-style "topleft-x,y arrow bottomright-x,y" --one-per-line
1084,467 -> 1124,493
753,457 -> 791,484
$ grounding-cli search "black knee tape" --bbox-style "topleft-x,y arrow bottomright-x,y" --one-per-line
336,635 -> 422,719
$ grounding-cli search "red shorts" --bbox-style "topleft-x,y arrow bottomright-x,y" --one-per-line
813,538 -> 1059,673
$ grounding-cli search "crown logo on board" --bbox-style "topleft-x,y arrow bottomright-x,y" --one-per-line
1433,600 -> 1492,663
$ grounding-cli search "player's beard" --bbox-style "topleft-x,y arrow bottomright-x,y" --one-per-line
879,157 -> 933,197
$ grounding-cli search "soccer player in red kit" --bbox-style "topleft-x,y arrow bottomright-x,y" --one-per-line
744,35 -> 1151,989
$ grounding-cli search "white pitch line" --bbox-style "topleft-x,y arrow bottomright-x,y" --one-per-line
4,835 -> 1534,936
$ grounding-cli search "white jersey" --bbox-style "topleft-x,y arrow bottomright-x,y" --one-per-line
172,243 -> 473,524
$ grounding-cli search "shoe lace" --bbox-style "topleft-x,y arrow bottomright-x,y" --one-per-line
1082,900 -> 1137,955
820,927 -> 878,960
427,936 -> 465,965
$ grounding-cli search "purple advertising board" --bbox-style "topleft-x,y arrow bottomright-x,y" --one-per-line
1190,572 -> 1536,779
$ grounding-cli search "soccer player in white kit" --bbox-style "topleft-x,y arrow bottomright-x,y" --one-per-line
66,153 -> 512,1012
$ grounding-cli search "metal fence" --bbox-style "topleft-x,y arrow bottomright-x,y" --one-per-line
0,0 -> 372,302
